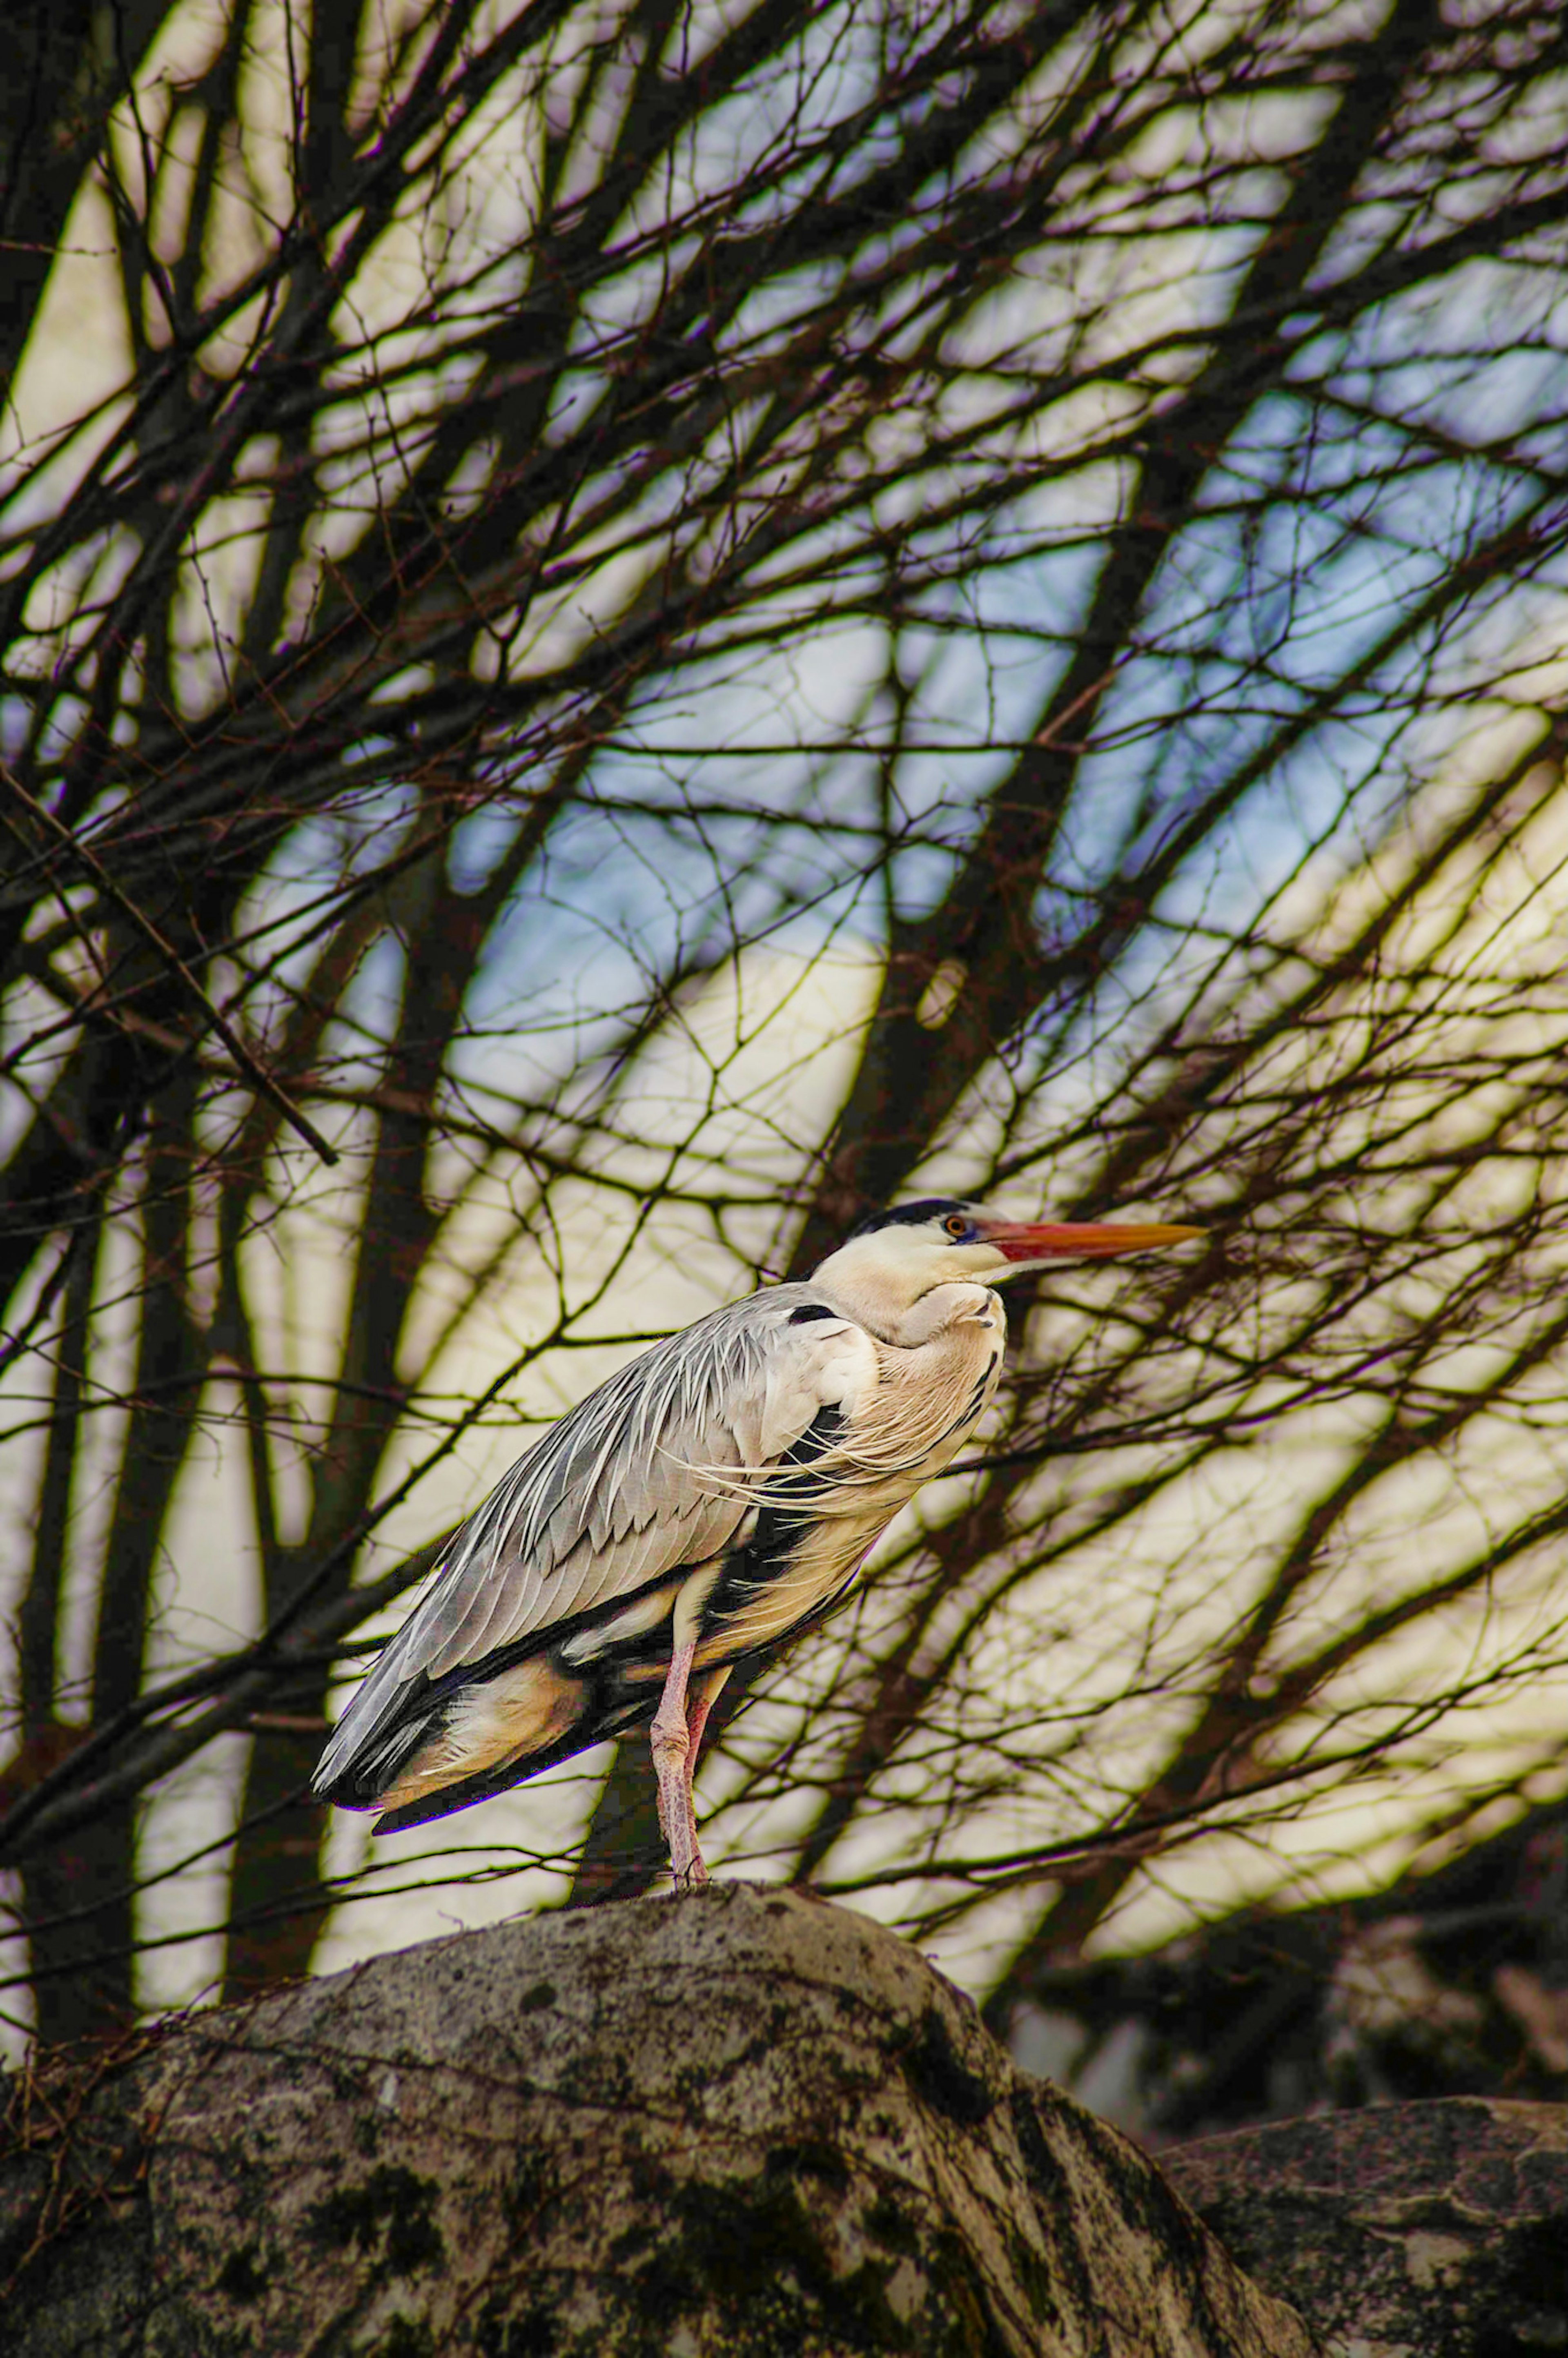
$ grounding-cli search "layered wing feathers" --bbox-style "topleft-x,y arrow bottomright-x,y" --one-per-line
314,1287 -> 873,1797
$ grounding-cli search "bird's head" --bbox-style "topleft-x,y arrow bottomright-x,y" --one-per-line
813,1197 -> 1202,1320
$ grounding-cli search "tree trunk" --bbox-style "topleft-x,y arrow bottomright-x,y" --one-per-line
218,1729 -> 331,2002
0,1885 -> 1317,2356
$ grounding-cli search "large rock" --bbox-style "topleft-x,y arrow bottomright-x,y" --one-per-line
1166,2098 -> 1568,2358
0,1883 -> 1318,2356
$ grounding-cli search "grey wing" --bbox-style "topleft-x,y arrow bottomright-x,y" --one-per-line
314,1286 -> 874,1794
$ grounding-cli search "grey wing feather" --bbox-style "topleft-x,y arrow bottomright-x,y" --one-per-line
314,1287 -> 867,1792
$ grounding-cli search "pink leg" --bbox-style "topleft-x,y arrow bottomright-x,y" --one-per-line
650,1639 -> 704,1888
679,1666 -> 732,1868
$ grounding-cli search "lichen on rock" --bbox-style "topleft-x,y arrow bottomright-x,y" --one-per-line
0,1883 -> 1320,2356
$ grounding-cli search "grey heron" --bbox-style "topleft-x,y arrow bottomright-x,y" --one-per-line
314,1199 -> 1200,1884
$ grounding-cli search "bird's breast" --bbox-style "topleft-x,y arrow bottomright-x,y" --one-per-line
688,1305 -> 1004,1669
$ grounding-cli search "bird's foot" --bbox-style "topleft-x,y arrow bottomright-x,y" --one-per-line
668,1845 -> 708,1892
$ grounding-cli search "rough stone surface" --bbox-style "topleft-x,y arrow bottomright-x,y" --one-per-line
1165,2097 -> 1568,2358
0,1883 -> 1319,2356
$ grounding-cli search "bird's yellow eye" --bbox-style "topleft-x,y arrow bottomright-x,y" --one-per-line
944,1215 -> 968,1239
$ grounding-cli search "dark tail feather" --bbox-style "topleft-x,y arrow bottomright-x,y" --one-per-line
371,1692 -> 654,1834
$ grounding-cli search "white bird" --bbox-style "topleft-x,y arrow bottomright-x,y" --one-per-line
314,1198 -> 1200,1884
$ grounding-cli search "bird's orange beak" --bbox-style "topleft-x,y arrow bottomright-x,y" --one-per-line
974,1218 -> 1204,1261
